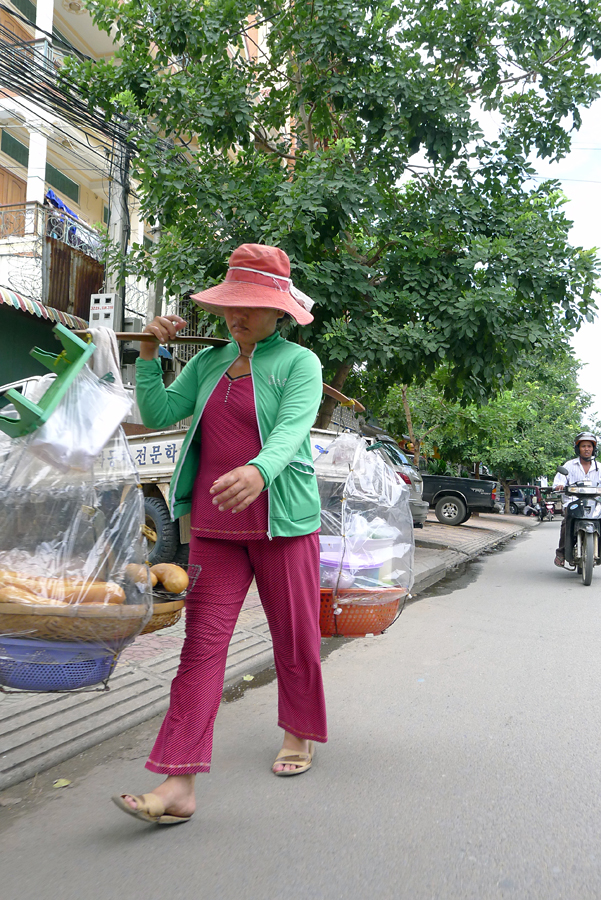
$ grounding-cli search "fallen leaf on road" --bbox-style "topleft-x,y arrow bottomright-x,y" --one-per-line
52,779 -> 71,789
242,674 -> 254,682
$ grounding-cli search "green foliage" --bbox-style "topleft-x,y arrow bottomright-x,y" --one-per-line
65,0 -> 601,407
380,340 -> 597,482
426,458 -> 456,477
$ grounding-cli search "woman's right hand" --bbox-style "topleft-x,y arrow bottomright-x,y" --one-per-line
139,315 -> 188,360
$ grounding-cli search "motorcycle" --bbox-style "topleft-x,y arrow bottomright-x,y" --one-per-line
540,500 -> 555,522
556,465 -> 601,585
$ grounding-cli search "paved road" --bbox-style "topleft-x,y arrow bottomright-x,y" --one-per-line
3,520 -> 601,900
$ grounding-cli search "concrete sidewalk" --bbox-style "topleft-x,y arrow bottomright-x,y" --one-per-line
0,513 -> 534,790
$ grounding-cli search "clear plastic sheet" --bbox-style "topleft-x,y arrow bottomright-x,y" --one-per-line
316,434 -> 414,597
26,366 -> 132,472
0,411 -> 152,690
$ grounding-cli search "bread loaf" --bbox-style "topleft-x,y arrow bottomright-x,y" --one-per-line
125,563 -> 158,588
0,583 -> 68,606
150,564 -> 189,594
0,568 -> 125,605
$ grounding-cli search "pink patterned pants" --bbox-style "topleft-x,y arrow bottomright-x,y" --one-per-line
146,532 -> 327,775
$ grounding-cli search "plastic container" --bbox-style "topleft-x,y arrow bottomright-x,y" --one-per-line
320,561 -> 380,589
0,636 -> 120,691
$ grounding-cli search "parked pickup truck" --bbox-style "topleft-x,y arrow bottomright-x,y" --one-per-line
421,474 -> 500,525
127,426 -> 427,564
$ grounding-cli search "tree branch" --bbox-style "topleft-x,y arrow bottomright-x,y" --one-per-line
251,128 -> 297,160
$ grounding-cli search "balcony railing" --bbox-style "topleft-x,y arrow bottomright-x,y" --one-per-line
0,37 -> 69,73
0,202 -> 103,262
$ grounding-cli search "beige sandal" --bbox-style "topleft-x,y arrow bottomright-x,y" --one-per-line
272,741 -> 315,777
111,792 -> 192,825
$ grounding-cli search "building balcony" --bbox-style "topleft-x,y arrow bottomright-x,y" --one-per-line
0,37 -> 70,75
0,201 -> 104,320
0,201 -> 103,262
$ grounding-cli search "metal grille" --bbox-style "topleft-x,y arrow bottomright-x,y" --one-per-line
169,297 -> 215,364
0,202 -> 102,262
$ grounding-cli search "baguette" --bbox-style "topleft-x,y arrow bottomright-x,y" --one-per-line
0,583 -> 68,606
125,563 -> 158,588
150,564 -> 189,594
0,568 -> 125,605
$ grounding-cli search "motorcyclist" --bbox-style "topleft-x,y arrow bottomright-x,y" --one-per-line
553,432 -> 600,567
523,492 -> 541,518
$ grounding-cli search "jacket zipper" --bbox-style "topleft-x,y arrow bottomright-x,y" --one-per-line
248,347 -> 272,540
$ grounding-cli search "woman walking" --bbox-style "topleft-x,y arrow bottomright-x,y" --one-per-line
112,244 -> 327,825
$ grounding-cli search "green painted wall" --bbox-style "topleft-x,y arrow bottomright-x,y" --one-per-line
0,306 -> 61,407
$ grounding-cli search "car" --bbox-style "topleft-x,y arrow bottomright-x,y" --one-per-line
497,487 -> 540,515
421,474 -> 500,524
497,488 -> 526,515
373,436 -> 429,528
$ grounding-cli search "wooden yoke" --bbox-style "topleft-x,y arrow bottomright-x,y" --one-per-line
74,331 -> 366,414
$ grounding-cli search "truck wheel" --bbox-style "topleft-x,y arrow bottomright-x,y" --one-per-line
174,542 -> 190,567
435,496 -> 467,526
509,502 -> 518,515
143,496 -> 180,566
461,509 -> 472,524
582,532 -> 594,586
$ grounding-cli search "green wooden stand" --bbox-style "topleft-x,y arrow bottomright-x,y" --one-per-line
0,324 -> 96,438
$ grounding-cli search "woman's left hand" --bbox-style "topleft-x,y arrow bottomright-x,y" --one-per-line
210,465 -> 265,513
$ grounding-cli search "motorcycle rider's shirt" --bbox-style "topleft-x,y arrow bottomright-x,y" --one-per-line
553,457 -> 601,507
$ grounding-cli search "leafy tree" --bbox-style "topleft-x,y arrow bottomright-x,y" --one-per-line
380,342 -> 597,509
66,0 -> 601,422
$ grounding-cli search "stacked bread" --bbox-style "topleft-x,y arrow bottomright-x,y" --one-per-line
0,568 -> 125,606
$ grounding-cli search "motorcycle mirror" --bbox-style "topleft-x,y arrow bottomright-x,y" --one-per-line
557,465 -> 569,476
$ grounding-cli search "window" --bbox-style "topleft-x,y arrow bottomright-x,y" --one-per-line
45,162 -> 79,204
103,205 -> 109,224
1,131 -> 29,168
10,0 -> 70,46
381,442 -> 410,467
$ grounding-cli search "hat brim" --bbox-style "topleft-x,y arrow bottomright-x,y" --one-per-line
189,281 -> 313,325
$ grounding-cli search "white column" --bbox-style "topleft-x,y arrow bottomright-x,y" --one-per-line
35,0 -> 54,69
35,0 -> 54,41
25,129 -> 47,234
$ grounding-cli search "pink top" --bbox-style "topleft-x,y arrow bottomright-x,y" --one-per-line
191,373 -> 268,540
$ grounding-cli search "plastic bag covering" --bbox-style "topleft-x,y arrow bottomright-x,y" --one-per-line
0,422 -> 152,684
24,365 -> 133,472
316,434 -> 414,596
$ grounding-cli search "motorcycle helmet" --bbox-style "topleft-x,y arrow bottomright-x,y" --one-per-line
574,432 -> 598,456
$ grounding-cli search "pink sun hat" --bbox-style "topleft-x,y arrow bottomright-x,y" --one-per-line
189,243 -> 315,326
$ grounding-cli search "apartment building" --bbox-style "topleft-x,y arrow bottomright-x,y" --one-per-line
0,0 -> 152,384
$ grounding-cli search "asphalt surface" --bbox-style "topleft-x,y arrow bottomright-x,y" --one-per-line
3,519 -> 601,900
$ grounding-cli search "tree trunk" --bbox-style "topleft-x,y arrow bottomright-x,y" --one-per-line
401,385 -> 420,467
315,361 -> 353,430
472,461 -> 480,516
501,478 -> 512,515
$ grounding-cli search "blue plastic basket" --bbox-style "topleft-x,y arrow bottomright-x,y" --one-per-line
0,637 -> 119,691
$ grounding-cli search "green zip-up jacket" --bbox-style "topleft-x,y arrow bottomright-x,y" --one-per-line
135,331 -> 322,538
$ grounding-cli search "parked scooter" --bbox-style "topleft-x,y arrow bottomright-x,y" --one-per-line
540,500 -> 555,522
556,465 -> 601,585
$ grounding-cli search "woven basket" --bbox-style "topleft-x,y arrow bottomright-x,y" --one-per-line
140,598 -> 185,635
0,602 -> 148,644
320,587 -> 406,638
